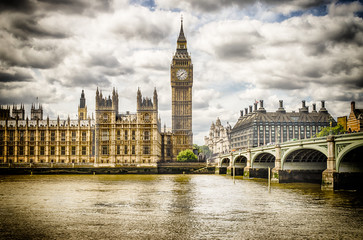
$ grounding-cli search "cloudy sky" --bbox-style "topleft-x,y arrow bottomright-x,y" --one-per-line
0,0 -> 362,145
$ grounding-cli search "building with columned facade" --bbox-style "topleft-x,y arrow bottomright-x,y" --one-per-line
230,100 -> 335,151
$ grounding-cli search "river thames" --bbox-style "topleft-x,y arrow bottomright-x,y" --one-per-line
0,174 -> 362,239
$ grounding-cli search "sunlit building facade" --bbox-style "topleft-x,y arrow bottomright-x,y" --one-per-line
231,100 -> 335,150
0,88 -> 162,165
0,19 -> 194,164
204,118 -> 231,155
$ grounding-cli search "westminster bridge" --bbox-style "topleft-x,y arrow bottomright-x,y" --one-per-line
217,132 -> 363,190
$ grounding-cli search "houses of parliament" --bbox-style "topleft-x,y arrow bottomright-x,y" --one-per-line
0,19 -> 193,165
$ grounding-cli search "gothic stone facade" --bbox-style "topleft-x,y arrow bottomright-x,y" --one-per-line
0,88 -> 162,165
0,19 -> 193,164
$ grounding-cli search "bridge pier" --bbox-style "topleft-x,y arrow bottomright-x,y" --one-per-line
321,136 -> 336,191
243,149 -> 252,179
271,144 -> 281,183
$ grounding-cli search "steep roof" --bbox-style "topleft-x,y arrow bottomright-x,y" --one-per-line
353,109 -> 363,120
232,111 -> 333,131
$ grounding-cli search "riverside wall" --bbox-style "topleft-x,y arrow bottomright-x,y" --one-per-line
0,162 -> 215,175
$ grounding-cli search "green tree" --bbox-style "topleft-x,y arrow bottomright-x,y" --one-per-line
193,144 -> 212,158
315,124 -> 345,137
177,149 -> 198,162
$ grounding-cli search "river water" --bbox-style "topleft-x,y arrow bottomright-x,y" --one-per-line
0,174 -> 362,239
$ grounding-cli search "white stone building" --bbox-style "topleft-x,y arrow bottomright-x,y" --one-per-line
204,118 -> 231,162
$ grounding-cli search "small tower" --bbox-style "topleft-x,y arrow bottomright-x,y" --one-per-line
12,104 -> 25,120
78,90 -> 87,120
31,103 -> 43,120
112,87 -> 119,115
137,88 -> 158,113
0,105 -> 11,120
153,87 -> 158,112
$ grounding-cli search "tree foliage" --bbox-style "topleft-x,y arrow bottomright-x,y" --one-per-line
177,149 -> 198,162
193,144 -> 212,158
315,124 -> 345,137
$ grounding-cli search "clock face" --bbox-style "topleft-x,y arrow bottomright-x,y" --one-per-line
176,69 -> 188,80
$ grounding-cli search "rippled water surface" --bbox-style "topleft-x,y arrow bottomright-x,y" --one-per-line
0,174 -> 362,239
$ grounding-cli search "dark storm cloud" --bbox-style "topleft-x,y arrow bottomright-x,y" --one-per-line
168,0 -> 331,12
0,71 -> 33,82
86,54 -> 135,76
327,21 -> 363,44
0,0 -> 35,13
39,0 -> 113,15
87,54 -> 120,68
67,72 -> 110,88
0,0 -> 112,15
9,16 -> 69,40
0,43 -> 66,69
215,42 -> 256,60
0,81 -> 62,105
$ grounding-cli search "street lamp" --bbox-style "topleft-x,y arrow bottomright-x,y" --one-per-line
329,116 -> 333,136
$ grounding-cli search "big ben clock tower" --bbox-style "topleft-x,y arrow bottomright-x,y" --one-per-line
171,17 -> 193,156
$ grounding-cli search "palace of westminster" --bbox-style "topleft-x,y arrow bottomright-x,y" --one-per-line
0,19 -> 193,165
0,19 -> 339,165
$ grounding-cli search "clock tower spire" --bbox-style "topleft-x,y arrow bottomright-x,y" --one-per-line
171,16 -> 193,157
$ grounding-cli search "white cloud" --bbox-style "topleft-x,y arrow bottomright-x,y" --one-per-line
0,0 -> 362,145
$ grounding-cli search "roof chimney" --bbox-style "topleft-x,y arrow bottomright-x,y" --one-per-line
312,103 -> 317,112
254,102 -> 258,112
319,100 -> 327,113
299,100 -> 308,113
351,101 -> 355,112
277,100 -> 286,113
245,108 -> 248,115
249,105 -> 252,113
240,110 -> 243,117
258,100 -> 266,113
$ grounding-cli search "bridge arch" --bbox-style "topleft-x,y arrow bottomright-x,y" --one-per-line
281,147 -> 327,170
232,155 -> 247,166
337,142 -> 363,172
252,152 -> 275,168
220,158 -> 230,168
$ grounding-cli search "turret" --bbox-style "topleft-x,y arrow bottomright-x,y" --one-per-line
112,88 -> 119,114
137,88 -> 157,113
12,103 -> 25,120
78,90 -> 87,120
153,88 -> 158,111
31,103 -> 43,120
137,88 -> 142,109
95,88 -> 118,114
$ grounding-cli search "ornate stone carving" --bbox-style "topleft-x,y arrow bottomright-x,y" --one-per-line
336,143 -> 349,155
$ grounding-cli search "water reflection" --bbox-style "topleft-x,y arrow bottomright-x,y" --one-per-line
0,175 -> 362,239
